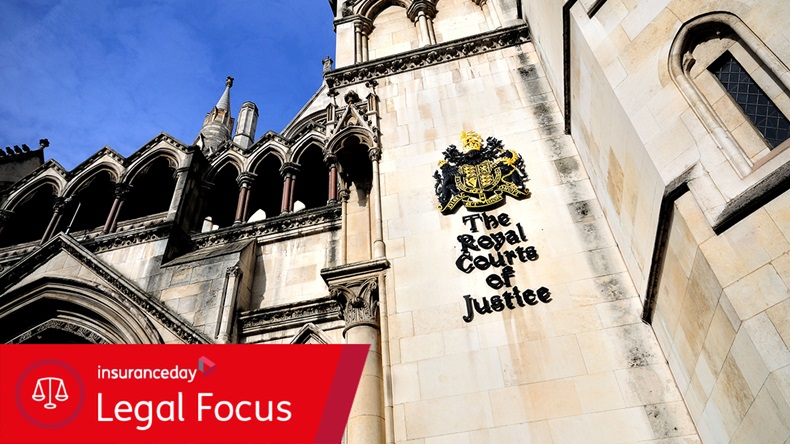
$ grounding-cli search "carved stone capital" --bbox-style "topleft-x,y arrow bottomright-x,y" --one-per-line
52,197 -> 68,213
330,277 -> 380,332
114,183 -> 133,199
226,264 -> 242,278
353,16 -> 374,35
338,188 -> 351,202
236,172 -> 257,187
280,162 -> 300,178
407,0 -> 438,21
368,147 -> 382,162
321,258 -> 389,335
324,153 -> 338,167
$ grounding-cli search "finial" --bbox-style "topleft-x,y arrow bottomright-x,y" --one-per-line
226,76 -> 234,88
39,138 -> 50,149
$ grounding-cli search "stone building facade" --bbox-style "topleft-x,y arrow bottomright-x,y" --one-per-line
1,1 -> 789,442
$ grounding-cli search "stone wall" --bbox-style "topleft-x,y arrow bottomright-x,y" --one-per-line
526,1 -> 790,442
431,0 -> 489,44
250,230 -> 338,309
366,37 -> 696,442
653,191 -> 790,443
368,6 -> 419,61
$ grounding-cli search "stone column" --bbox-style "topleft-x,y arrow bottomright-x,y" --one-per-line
408,1 -> 438,47
417,12 -> 431,46
361,31 -> 370,63
289,177 -> 297,212
280,176 -> 292,214
325,154 -> 339,204
41,197 -> 67,243
339,186 -> 350,264
234,173 -> 256,224
103,183 -> 132,234
330,277 -> 385,444
215,264 -> 242,343
279,163 -> 300,214
427,15 -> 437,44
353,18 -> 373,63
369,148 -> 386,259
354,22 -> 363,64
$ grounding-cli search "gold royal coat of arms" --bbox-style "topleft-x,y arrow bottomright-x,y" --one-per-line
433,131 -> 530,214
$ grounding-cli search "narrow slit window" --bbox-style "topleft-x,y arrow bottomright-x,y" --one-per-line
709,52 -> 790,149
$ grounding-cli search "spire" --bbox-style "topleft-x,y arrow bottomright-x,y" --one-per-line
216,76 -> 233,110
194,76 -> 236,155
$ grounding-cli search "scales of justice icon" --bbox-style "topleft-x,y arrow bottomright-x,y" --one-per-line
32,377 -> 68,409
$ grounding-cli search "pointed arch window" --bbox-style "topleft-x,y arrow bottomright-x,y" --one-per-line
671,12 -> 790,175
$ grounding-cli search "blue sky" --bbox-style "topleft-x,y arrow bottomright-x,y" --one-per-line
0,1 -> 337,170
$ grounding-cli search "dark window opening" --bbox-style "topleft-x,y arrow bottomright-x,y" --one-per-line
201,164 -> 240,230
248,156 -> 284,221
118,157 -> 176,223
0,183 -> 56,247
294,145 -> 329,211
64,171 -> 115,234
337,136 -> 373,189
710,52 -> 790,149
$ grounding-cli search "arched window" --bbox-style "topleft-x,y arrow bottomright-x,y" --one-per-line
248,155 -> 284,221
0,279 -> 163,344
336,135 -> 373,190
117,157 -> 177,223
671,12 -> 790,176
293,145 -> 330,211
63,170 -> 116,234
201,163 -> 240,230
0,183 -> 57,247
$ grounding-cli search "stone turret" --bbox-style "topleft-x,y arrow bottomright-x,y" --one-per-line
195,77 -> 235,155
233,101 -> 258,150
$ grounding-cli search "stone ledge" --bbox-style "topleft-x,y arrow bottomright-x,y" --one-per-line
192,204 -> 342,249
238,296 -> 342,337
324,24 -> 531,89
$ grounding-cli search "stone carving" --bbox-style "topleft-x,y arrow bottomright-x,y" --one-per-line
113,183 -> 133,199
238,297 -> 342,335
323,56 -> 334,74
330,277 -> 380,330
86,220 -> 171,254
192,204 -> 341,249
340,0 -> 355,17
9,320 -> 110,344
325,25 -> 530,88
434,131 -> 530,214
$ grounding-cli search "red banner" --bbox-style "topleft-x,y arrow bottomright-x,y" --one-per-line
0,344 -> 368,443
